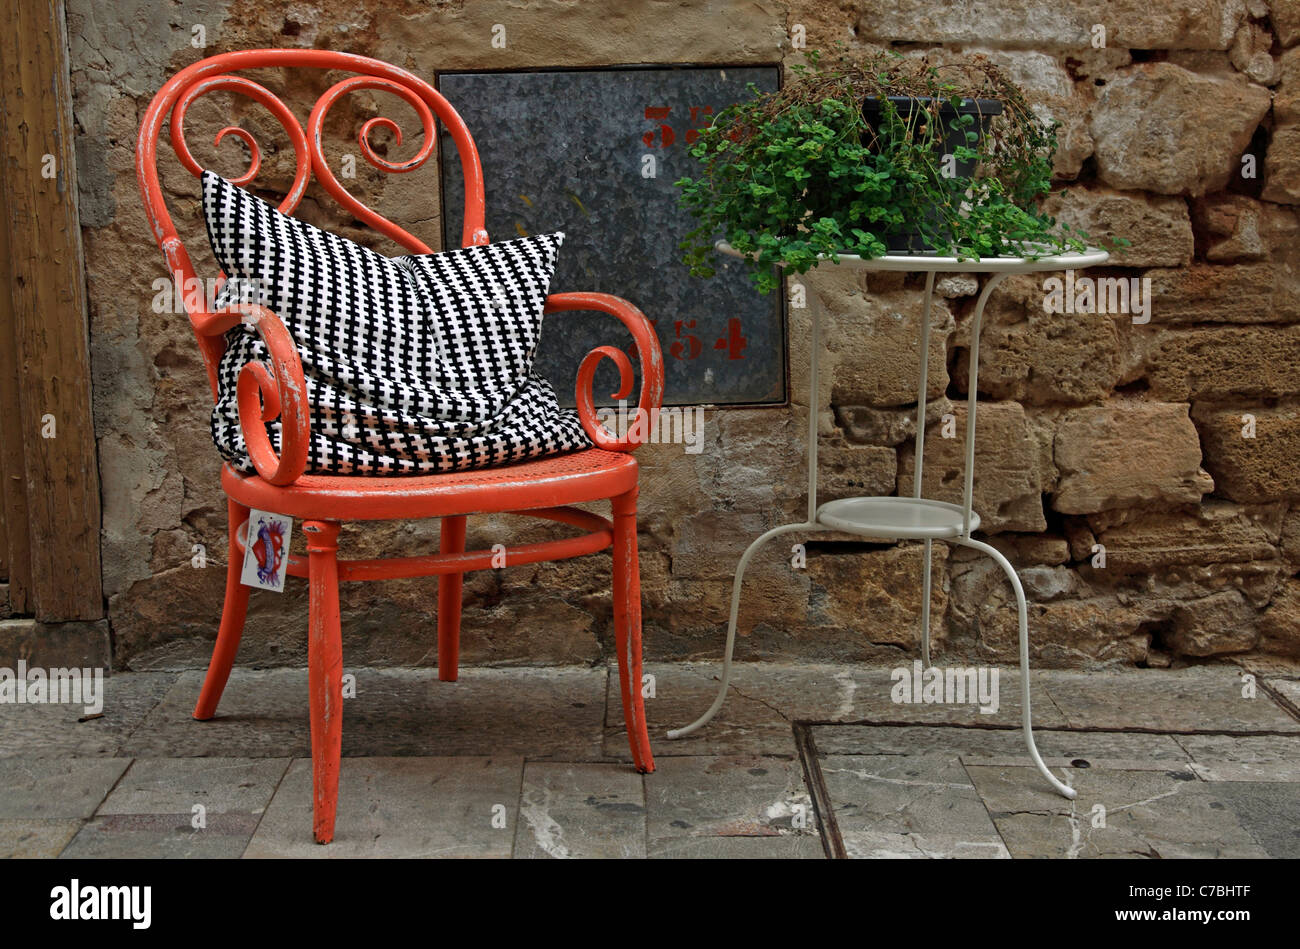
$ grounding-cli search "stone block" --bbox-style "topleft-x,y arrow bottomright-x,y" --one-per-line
1053,402 -> 1213,513
1260,579 -> 1300,655
830,291 -> 953,408
1263,125 -> 1300,204
1194,405 -> 1300,501
816,439 -> 898,500
849,0 -> 1243,49
0,619 -> 111,670
1191,193 -> 1268,262
1166,589 -> 1259,655
1091,502 -> 1280,573
1091,63 -> 1270,195
1144,325 -> 1300,400
1145,263 -> 1300,323
953,275 -> 1122,405
898,402 -> 1047,532
806,544 -> 949,648
1043,187 -> 1194,267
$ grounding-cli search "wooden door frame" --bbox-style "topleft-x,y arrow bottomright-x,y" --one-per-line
0,0 -> 104,624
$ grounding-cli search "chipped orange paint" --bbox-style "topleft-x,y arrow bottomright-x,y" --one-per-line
139,50 -> 663,844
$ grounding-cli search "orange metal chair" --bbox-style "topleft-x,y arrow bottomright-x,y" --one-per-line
137,49 -> 662,843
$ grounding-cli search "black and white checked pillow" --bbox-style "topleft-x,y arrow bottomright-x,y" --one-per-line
200,171 -> 590,476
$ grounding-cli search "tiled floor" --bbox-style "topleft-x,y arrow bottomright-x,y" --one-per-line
1,662 -> 1297,858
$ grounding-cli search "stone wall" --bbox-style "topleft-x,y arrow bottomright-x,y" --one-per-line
68,0 -> 1300,671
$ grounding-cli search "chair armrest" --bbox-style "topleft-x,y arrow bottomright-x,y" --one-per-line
544,292 -> 664,453
194,305 -> 310,485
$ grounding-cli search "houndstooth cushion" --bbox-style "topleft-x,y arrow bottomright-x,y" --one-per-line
200,171 -> 590,476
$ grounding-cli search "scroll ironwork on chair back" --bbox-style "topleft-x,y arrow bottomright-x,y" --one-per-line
135,48 -> 489,399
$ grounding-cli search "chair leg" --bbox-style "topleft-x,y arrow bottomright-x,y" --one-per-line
437,515 -> 467,682
304,520 -> 344,844
194,499 -> 252,720
612,489 -> 654,773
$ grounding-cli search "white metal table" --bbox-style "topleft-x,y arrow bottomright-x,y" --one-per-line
669,242 -> 1111,800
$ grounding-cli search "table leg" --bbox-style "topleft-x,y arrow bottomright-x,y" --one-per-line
668,278 -> 825,740
915,272 -> 936,667
958,272 -> 1073,799
960,272 -> 1009,536
921,538 -> 933,667
805,273 -> 821,522
957,535 -> 1077,800
666,521 -> 821,739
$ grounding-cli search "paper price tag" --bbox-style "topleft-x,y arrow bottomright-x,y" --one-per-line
241,509 -> 293,592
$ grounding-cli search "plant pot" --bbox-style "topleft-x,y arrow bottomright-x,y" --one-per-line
861,96 -> 1003,253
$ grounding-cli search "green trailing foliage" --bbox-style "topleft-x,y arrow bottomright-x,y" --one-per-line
676,49 -> 1127,294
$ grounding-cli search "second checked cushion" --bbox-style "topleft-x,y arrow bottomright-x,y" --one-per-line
201,170 -> 590,476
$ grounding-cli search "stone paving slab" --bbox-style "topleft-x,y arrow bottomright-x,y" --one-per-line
1040,667 -> 1300,733
0,759 -> 130,819
810,724 -> 1190,764
513,762 -> 645,859
121,670 -> 310,759
347,668 -> 606,759
60,757 -> 291,858
643,755 -> 818,858
244,756 -> 523,857
61,813 -> 263,859
822,753 -> 1009,859
965,764 -> 1271,859
1267,678 -> 1300,713
704,662 -> 1066,726
649,836 -> 825,858
0,672 -> 177,758
628,662 -> 1067,760
0,819 -> 82,858
842,831 -> 1007,859
1176,734 -> 1300,782
613,663 -> 800,759
123,667 -> 606,760
964,756 -> 1193,773
1198,782 -> 1300,858
95,758 -> 290,815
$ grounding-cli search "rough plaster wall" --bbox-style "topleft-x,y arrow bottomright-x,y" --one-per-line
67,0 -> 1300,672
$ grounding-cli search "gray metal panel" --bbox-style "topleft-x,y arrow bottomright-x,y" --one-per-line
438,66 -> 784,407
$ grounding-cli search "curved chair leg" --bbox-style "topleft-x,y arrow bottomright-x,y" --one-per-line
194,499 -> 253,720
959,536 -> 1077,801
668,521 -> 814,739
612,490 -> 654,773
437,515 -> 467,682
304,520 -> 344,843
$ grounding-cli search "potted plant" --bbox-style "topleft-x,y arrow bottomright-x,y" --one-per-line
676,49 -> 1117,293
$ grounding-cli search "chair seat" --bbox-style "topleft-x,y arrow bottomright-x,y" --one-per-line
221,447 -> 639,521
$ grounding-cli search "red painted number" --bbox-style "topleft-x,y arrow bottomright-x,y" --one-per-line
642,107 -> 675,148
642,105 -> 718,147
670,319 -> 702,360
714,318 -> 747,360
685,105 -> 714,145
628,318 -> 747,364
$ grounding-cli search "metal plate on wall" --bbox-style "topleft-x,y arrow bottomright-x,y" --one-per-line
438,66 -> 784,407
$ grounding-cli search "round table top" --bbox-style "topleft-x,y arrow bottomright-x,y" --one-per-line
715,240 -> 1110,273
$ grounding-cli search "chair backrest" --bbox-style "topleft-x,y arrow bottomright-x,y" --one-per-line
136,48 -> 488,397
